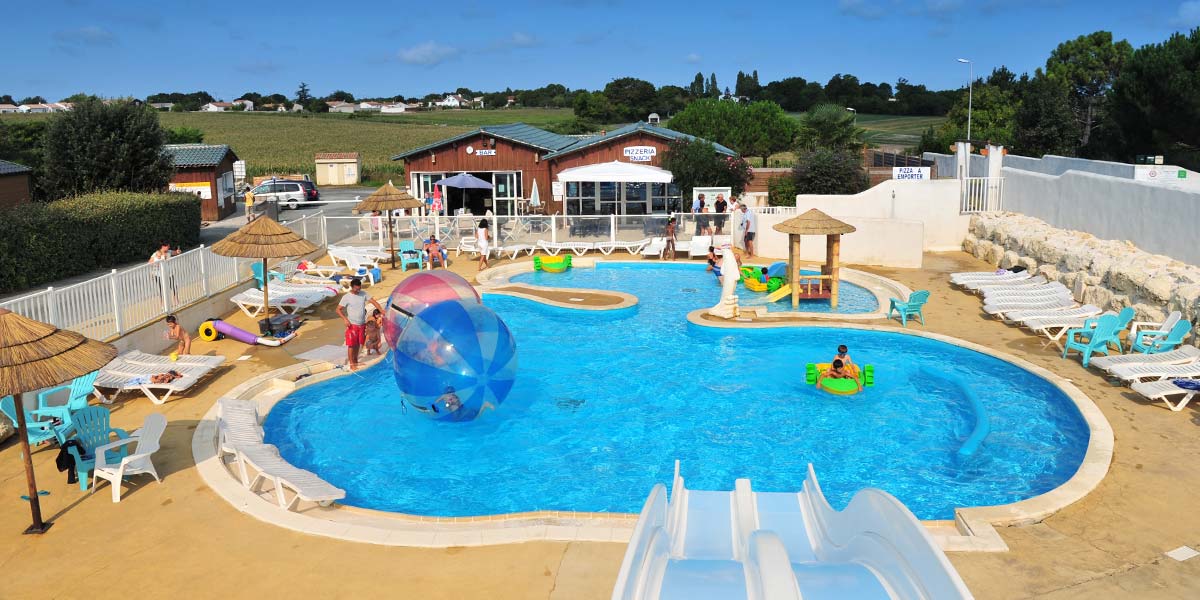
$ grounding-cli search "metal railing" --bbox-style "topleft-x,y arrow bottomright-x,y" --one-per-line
960,177 -> 1004,213
0,211 -> 326,341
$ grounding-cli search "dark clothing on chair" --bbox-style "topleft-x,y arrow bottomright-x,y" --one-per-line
56,440 -> 87,484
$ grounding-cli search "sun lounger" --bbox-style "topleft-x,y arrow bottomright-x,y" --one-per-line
971,276 -> 1048,294
217,398 -> 264,460
981,282 -> 1070,301
328,246 -> 387,265
93,359 -> 217,405
498,244 -> 536,259
595,238 -> 651,256
1130,379 -> 1200,412
1090,346 -> 1200,373
955,272 -> 1031,289
231,289 -> 321,318
641,237 -> 667,258
276,260 -> 340,279
121,350 -> 225,369
983,296 -> 1075,318
1020,307 -> 1108,348
537,241 -> 594,256
265,281 -> 339,299
1111,361 -> 1200,383
951,270 -> 1016,282
234,444 -> 346,510
687,235 -> 713,258
1003,304 -> 1096,323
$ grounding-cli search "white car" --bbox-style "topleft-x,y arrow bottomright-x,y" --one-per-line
249,180 -> 309,210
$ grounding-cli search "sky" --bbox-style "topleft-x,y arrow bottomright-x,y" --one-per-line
2,0 -> 1198,102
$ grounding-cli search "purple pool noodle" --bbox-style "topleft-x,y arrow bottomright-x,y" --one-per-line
212,320 -> 261,345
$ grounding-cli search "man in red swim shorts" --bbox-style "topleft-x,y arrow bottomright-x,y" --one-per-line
335,278 -> 384,371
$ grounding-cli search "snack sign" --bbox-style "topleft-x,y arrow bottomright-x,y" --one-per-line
623,146 -> 656,162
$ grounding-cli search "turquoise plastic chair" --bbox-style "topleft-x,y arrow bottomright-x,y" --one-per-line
1062,313 -> 1120,367
1066,307 -> 1134,353
397,239 -> 423,271
35,371 -> 98,420
0,396 -> 74,446
250,262 -> 286,289
66,406 -> 129,491
1131,319 -> 1192,355
888,290 -> 930,327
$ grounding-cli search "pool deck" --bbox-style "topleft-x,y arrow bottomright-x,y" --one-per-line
3,250 -> 1200,598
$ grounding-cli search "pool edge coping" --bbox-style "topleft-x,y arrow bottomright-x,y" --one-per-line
685,314 -> 1115,553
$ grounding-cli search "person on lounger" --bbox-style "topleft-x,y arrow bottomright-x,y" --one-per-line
817,359 -> 861,392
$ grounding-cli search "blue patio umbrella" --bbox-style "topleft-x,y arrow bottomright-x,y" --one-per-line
434,173 -> 493,214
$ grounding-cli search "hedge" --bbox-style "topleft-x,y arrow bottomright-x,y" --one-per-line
0,192 -> 201,294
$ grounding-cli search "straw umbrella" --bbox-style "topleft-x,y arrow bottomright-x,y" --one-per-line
0,308 -> 117,534
772,209 -> 856,309
354,180 -> 424,269
211,217 -> 318,332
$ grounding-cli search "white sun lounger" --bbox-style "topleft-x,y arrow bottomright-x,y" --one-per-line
982,282 -> 1070,301
93,369 -> 201,405
231,289 -> 321,318
1020,307 -> 1108,347
1003,304 -> 1092,323
216,398 -> 264,461
971,276 -> 1048,294
498,244 -> 536,259
277,260 -> 340,279
120,350 -> 226,369
955,272 -> 1031,289
1130,379 -> 1200,411
951,270 -> 1016,282
234,444 -> 346,510
265,281 -> 339,299
1110,361 -> 1200,383
1089,346 -> 1200,373
595,238 -> 651,256
983,296 -> 1075,318
328,245 -> 387,264
640,237 -> 667,258
537,240 -> 593,256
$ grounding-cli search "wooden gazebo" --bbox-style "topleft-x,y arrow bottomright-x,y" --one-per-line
772,209 -> 857,309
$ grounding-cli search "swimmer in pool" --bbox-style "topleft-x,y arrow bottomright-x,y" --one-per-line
830,344 -> 858,377
817,359 -> 862,392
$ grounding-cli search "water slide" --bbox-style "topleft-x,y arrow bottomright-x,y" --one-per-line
764,285 -> 792,303
612,462 -> 973,600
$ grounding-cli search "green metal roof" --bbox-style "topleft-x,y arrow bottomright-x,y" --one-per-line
390,122 -> 579,161
0,159 -> 32,176
542,122 -> 737,160
164,144 -> 236,168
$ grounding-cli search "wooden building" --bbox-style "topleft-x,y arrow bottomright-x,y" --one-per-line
0,159 -> 33,211
164,144 -> 239,221
393,122 -> 736,215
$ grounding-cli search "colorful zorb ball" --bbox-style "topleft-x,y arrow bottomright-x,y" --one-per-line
390,299 -> 518,422
383,270 -> 481,349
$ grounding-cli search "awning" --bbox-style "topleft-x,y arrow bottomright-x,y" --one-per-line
556,161 -> 673,184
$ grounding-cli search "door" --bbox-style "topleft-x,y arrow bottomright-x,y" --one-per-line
327,163 -> 337,185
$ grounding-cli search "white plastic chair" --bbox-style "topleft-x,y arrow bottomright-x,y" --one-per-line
92,413 -> 166,502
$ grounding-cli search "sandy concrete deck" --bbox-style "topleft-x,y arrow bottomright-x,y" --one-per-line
2,250 -> 1200,599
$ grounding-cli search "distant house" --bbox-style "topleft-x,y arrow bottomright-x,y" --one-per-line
505,95 -> 517,107
51,102 -> 73,112
381,103 -> 407,114
472,96 -> 484,108
314,152 -> 361,186
150,102 -> 174,111
200,102 -> 233,112
164,144 -> 240,221
0,159 -> 33,211
17,103 -> 53,113
358,101 -> 383,112
329,101 -> 356,113
0,104 -> 19,114
290,103 -> 303,112
232,99 -> 254,111
647,113 -> 661,125
438,94 -> 467,109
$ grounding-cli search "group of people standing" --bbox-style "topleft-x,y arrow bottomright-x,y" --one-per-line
662,194 -> 757,260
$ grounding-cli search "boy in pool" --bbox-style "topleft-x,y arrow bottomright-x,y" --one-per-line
817,359 -> 862,392
705,246 -> 717,270
830,344 -> 858,377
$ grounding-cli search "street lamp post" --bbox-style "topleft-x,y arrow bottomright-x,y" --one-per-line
845,107 -> 856,127
957,58 -> 973,141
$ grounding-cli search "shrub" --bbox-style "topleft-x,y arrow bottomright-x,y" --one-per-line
767,176 -> 797,206
792,148 -> 868,195
0,192 -> 200,294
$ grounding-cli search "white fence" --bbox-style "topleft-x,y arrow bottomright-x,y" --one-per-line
959,177 -> 1004,213
0,211 -> 325,341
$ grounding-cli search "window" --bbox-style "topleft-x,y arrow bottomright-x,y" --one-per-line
253,184 -> 270,194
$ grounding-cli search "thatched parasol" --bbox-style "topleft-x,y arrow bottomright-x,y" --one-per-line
0,308 -> 118,534
771,209 -> 856,309
354,181 -> 424,269
211,216 -> 318,330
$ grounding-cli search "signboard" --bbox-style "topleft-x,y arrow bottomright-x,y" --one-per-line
551,182 -> 564,197
892,166 -> 930,181
1134,165 -> 1189,183
623,146 -> 656,162
169,182 -> 211,200
475,149 -> 496,156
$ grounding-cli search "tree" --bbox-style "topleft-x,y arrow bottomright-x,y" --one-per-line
823,74 -> 860,107
707,73 -> 719,97
1107,28 -> 1200,167
166,126 -> 204,144
0,94 -> 14,105
792,148 -> 867,195
666,98 -> 747,154
19,96 -> 46,105
760,77 -> 824,112
660,139 -> 753,198
689,72 -> 705,97
653,85 -> 688,117
60,92 -> 98,103
603,77 -> 657,121
39,99 -> 173,200
1045,31 -> 1133,150
1013,70 -> 1076,157
572,91 -> 617,123
0,119 -> 48,176
736,70 -> 761,98
305,98 -> 329,113
326,90 -> 355,102
937,80 -> 1018,146
146,91 -> 213,112
296,82 -> 312,105
741,101 -> 800,167
795,103 -> 864,151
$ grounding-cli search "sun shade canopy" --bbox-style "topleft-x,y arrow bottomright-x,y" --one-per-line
555,161 -> 673,184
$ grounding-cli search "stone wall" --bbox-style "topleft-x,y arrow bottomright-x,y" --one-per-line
963,213 -> 1200,325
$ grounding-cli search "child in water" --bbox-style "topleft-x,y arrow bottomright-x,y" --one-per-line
817,359 -> 862,391
830,344 -> 858,377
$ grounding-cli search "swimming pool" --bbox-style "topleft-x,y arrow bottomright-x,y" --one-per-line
263,263 -> 1090,520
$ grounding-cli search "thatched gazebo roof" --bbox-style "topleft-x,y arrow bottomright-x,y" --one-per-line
355,180 -> 424,213
772,208 -> 856,236
0,308 -> 118,396
211,216 -> 318,259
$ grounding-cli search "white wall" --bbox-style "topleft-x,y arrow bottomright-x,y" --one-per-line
1003,168 -> 1200,266
756,214 -> 924,268
793,178 -> 970,252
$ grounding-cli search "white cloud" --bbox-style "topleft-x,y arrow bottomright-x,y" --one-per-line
52,26 -> 116,47
838,0 -> 885,19
1175,1 -> 1200,26
685,53 -> 702,64
505,32 -> 539,48
398,42 -> 459,66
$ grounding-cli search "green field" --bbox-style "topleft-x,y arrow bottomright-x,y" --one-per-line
2,108 -> 943,180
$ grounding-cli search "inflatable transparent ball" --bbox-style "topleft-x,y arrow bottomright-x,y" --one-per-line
383,270 -> 481,349
390,299 -> 518,422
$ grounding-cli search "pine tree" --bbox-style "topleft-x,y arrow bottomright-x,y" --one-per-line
708,73 -> 719,97
689,72 -> 705,97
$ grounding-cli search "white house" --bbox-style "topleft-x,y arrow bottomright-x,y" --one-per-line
438,94 -> 466,109
358,101 -> 383,112
200,102 -> 233,112
150,102 -> 174,111
232,99 -> 254,111
473,96 -> 484,108
290,103 -> 303,112
18,104 -> 53,113
381,103 -> 407,114
0,104 -> 18,114
329,101 -> 356,113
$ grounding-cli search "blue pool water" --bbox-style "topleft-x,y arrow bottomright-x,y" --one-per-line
264,263 -> 1090,520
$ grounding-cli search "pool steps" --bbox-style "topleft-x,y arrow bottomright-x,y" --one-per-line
612,461 -> 974,600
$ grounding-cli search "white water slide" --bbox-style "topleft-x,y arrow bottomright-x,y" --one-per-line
612,463 -> 973,600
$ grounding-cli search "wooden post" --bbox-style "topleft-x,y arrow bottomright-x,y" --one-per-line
387,212 -> 397,270
830,234 -> 841,309
261,258 -> 271,332
14,394 -> 50,534
790,234 -> 801,309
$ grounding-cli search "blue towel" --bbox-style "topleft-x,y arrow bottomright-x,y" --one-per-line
1173,380 -> 1200,391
